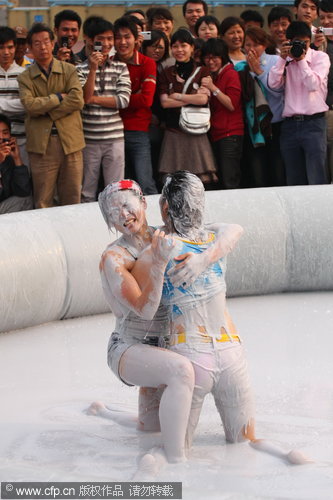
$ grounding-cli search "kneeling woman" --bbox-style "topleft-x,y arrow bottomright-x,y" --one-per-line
158,29 -> 217,186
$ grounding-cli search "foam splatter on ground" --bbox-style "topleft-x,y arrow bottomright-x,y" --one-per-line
1,293 -> 332,499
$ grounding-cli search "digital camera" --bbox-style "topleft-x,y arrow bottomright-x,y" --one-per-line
289,39 -> 307,58
318,27 -> 333,36
141,31 -> 152,41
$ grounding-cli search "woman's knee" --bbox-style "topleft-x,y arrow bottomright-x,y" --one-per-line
169,356 -> 195,390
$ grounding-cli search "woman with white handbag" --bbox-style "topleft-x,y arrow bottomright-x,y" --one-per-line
158,29 -> 218,187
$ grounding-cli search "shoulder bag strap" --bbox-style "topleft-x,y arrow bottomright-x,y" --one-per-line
182,67 -> 201,94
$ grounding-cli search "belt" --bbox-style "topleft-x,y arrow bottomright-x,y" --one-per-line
171,332 -> 240,346
285,112 -> 325,121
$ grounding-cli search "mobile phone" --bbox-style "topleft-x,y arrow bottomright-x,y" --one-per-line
141,31 -> 152,41
94,41 -> 102,52
318,27 -> 333,35
1,137 -> 14,150
60,36 -> 69,48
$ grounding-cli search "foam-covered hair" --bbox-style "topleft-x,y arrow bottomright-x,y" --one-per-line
98,180 -> 143,227
160,171 -> 205,239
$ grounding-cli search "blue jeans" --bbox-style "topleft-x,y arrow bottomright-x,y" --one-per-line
124,130 -> 157,194
280,116 -> 329,185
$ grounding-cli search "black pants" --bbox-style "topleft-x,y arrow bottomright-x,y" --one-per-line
212,135 -> 243,189
240,123 -> 286,188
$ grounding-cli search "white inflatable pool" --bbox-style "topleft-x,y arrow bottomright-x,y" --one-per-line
0,186 -> 332,499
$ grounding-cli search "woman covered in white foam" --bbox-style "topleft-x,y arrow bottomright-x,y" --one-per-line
94,176 -> 309,476
94,179 -> 243,469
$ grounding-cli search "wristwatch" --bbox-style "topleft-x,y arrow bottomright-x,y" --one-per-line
212,88 -> 221,97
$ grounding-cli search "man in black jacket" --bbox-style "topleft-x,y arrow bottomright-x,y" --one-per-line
0,114 -> 32,214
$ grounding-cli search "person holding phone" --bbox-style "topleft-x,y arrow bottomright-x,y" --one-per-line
113,16 -> 158,194
53,9 -> 82,65
76,17 -> 131,202
0,114 -> 32,214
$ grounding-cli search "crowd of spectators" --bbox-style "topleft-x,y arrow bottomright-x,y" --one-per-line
0,0 -> 332,214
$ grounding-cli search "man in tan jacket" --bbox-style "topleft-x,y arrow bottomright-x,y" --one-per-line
18,23 -> 85,208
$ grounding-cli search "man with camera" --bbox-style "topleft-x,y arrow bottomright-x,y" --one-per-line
0,114 -> 32,214
76,17 -> 131,202
268,21 -> 330,185
53,9 -> 82,65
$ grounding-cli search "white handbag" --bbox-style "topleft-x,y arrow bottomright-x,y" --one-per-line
179,68 -> 211,135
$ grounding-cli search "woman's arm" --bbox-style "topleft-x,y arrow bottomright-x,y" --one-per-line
167,223 -> 244,287
100,230 -> 175,320
201,76 -> 234,111
160,92 -> 208,109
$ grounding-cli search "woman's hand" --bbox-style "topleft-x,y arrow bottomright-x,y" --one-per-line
246,49 -> 263,75
167,252 -> 208,288
197,86 -> 211,96
151,229 -> 175,264
201,75 -> 215,91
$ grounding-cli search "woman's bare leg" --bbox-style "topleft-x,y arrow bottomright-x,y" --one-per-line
87,401 -> 138,428
212,347 -> 312,464
87,387 -> 162,432
120,344 -> 195,463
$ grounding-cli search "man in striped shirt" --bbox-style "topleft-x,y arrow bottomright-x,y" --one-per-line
77,17 -> 131,202
0,27 -> 29,168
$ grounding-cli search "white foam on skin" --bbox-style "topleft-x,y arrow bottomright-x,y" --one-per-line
98,188 -> 173,321
100,239 -> 172,322
99,190 -> 143,232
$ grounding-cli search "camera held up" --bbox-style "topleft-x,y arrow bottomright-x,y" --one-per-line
289,39 -> 307,58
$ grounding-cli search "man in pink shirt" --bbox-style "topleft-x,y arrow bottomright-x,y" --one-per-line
268,21 -> 330,184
